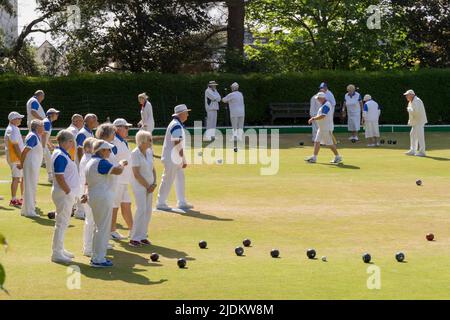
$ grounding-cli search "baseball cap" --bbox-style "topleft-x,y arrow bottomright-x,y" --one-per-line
403,89 -> 415,96
231,82 -> 239,89
8,111 -> 25,121
208,80 -> 218,86
315,92 -> 326,99
94,141 -> 115,153
113,118 -> 133,127
319,82 -> 328,89
46,108 -> 60,115
172,104 -> 192,117
363,94 -> 372,102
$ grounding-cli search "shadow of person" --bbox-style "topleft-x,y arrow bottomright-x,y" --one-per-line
38,183 -> 52,187
177,209 -> 234,222
74,250 -> 168,286
318,163 -> 361,170
117,242 -> 196,261
0,206 -> 15,211
425,156 -> 450,161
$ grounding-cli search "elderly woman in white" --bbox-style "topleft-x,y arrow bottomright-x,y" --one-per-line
138,93 -> 155,134
222,82 -> 245,141
129,131 -> 157,247
342,84 -> 363,141
85,139 -> 125,268
51,130 -> 80,264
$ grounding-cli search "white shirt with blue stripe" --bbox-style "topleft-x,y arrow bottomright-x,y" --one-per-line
112,134 -> 132,184
316,101 -> 334,131
85,156 -> 116,198
52,147 -> 80,195
161,116 -> 185,166
26,96 -> 45,124
344,92 -> 362,113
76,126 -> 94,149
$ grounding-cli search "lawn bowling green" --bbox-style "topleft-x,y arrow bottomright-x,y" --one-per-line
1,132 -> 450,299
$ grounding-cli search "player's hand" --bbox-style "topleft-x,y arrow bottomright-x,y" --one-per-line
147,184 -> 157,193
308,118 -> 313,125
81,194 -> 88,203
182,162 -> 187,169
119,160 -> 128,166
16,164 -> 22,170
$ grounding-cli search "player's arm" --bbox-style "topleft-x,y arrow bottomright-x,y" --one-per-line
31,110 -> 44,120
30,101 -> 44,120
41,132 -> 48,148
55,175 -> 71,194
20,148 -> 30,167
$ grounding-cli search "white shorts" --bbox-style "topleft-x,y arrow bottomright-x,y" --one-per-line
113,184 -> 131,208
365,121 -> 380,138
314,129 -> 336,146
8,162 -> 23,178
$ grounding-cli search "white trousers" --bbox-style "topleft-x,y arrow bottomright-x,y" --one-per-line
410,125 -> 426,153
43,147 -> 53,179
51,190 -> 76,257
205,110 -> 218,139
83,204 -> 95,255
21,158 -> 40,216
89,194 -> 113,264
231,116 -> 245,139
347,112 -> 361,132
130,186 -> 153,241
311,122 -> 318,142
157,164 -> 186,206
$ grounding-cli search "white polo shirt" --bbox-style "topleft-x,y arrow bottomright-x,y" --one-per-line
363,100 -> 380,122
407,96 -> 428,126
76,126 -> 94,149
141,100 -> 155,132
52,147 -> 80,195
112,134 -> 132,184
222,91 -> 245,117
161,116 -> 185,166
131,147 -> 155,188
5,124 -> 24,164
85,156 -> 115,197
316,101 -> 334,131
344,92 -> 362,113
26,96 -> 45,125
205,88 -> 221,111
43,117 -> 53,146
324,90 -> 336,107
310,95 -> 321,117
79,153 -> 92,195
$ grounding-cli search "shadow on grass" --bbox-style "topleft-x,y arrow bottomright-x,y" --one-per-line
117,242 -> 196,261
178,209 -> 234,222
317,163 -> 361,170
425,156 -> 450,161
74,250 -> 168,285
38,183 -> 52,187
0,206 -> 15,211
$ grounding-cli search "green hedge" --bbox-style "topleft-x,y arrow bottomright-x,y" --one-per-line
0,69 -> 449,128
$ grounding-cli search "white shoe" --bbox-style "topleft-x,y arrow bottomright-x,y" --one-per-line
330,156 -> 343,164
178,203 -> 194,210
415,152 -> 426,157
305,156 -> 317,163
63,250 -> 75,259
156,203 -> 172,211
51,255 -> 72,264
25,212 -> 40,218
405,150 -> 415,156
111,231 -> 126,240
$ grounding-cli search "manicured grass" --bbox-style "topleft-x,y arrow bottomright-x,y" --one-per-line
1,132 -> 450,299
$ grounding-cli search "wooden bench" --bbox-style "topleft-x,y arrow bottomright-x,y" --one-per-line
269,102 -> 310,125
270,102 -> 344,125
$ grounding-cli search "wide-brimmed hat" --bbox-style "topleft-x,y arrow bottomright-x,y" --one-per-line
172,104 -> 192,117
208,80 -> 218,86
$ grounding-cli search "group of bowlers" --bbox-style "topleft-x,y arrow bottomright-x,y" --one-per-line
305,83 -> 428,163
3,81 -> 428,266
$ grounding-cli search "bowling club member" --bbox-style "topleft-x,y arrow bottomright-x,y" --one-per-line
4,112 -> 25,207
79,137 -> 97,257
51,130 -> 80,264
342,84 -> 363,141
85,139 -> 126,267
309,93 -> 321,142
138,93 -> 155,134
74,113 -> 98,220
305,92 -> 342,164
156,104 -> 194,211
26,90 -> 45,130
222,82 -> 245,142
362,94 -> 381,147
204,80 -> 221,141
42,108 -> 60,183
318,82 -> 336,132
110,118 -> 134,240
20,120 -> 44,217
66,114 -> 84,160
404,89 -> 428,157
129,130 -> 157,247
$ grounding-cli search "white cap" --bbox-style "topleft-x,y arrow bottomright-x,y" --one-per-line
363,94 -> 372,102
208,80 -> 218,86
113,118 -> 132,127
231,82 -> 239,89
94,141 -> 115,153
46,108 -> 60,115
319,82 -> 327,89
403,89 -> 415,96
172,104 -> 191,117
8,111 -> 25,121
315,92 -> 326,99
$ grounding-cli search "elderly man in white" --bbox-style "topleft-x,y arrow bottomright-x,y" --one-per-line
309,93 -> 321,142
66,114 -> 84,161
156,104 -> 193,211
204,80 -> 221,141
138,93 -> 155,134
42,108 -> 60,183
26,90 -> 46,130
51,130 -> 80,264
404,89 -> 428,157
222,82 -> 245,141
343,84 -> 363,141
20,120 -> 44,217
